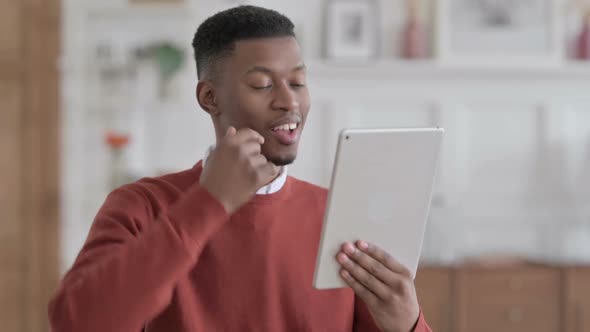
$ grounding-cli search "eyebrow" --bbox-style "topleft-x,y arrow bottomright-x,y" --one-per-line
244,64 -> 307,75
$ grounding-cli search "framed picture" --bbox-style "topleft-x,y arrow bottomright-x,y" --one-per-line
323,0 -> 380,61
436,0 -> 563,66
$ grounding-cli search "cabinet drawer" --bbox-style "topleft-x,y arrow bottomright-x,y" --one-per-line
455,266 -> 562,332
564,267 -> 590,332
415,267 -> 452,332
458,267 -> 560,300
459,301 -> 560,332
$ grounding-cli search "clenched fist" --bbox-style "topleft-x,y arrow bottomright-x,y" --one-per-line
199,127 -> 280,214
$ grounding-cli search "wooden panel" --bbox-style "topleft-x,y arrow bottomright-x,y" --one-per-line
0,0 -> 23,66
415,266 -> 453,332
455,266 -> 562,332
0,2 -> 25,329
564,267 -> 590,332
0,79 -> 25,332
0,0 -> 60,330
0,20 -> 25,332
21,0 -> 61,331
0,79 -> 23,227
0,272 -> 23,332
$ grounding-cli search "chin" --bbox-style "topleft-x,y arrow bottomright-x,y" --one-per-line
266,153 -> 297,166
269,155 -> 296,166
263,144 -> 298,166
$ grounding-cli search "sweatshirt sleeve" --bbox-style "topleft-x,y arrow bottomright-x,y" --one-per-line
353,296 -> 432,332
48,183 -> 229,332
411,311 -> 432,332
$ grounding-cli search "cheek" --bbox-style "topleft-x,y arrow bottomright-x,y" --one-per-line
299,92 -> 311,118
221,88 -> 265,124
235,90 -> 268,121
238,88 -> 268,107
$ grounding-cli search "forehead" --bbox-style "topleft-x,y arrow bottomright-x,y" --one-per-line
226,37 -> 303,74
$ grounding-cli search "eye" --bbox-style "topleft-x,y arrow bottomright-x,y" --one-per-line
290,83 -> 306,89
252,85 -> 272,90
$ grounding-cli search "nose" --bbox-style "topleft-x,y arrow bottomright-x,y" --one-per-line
271,82 -> 299,112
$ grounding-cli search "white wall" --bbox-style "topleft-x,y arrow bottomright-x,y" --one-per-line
60,0 -> 590,272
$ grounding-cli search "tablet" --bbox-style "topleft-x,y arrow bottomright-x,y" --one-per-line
313,128 -> 444,289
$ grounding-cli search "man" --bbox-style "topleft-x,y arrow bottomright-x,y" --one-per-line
49,6 -> 431,332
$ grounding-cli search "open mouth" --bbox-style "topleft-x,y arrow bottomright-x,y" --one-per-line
270,122 -> 300,145
271,122 -> 299,133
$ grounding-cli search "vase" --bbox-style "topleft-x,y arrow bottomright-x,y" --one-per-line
402,19 -> 426,59
401,0 -> 426,59
576,12 -> 590,60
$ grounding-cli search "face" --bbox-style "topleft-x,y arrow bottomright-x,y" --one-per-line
198,37 -> 310,166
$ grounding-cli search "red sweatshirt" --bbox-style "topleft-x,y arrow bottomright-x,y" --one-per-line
49,162 -> 431,332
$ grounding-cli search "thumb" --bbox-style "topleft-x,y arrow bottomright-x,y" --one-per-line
225,126 -> 236,137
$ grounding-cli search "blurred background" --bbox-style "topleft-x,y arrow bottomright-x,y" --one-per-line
2,0 -> 590,331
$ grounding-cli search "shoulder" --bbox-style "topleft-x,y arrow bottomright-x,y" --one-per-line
288,176 -> 328,205
109,164 -> 201,213
136,166 -> 199,195
289,177 -> 327,193
90,165 -> 201,238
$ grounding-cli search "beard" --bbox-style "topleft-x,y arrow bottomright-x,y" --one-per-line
261,142 -> 298,167
268,155 -> 296,167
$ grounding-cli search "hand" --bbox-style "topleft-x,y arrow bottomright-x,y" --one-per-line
337,241 -> 420,332
199,126 -> 280,214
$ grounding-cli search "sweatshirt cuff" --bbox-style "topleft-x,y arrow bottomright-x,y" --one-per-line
166,185 -> 230,258
411,310 -> 432,332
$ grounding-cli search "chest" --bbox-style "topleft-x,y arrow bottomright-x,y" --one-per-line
148,210 -> 355,331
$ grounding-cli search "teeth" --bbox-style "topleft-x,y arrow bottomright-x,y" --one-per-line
273,123 -> 298,131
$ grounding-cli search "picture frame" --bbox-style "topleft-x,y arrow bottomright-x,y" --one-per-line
435,0 -> 563,66
323,0 -> 380,61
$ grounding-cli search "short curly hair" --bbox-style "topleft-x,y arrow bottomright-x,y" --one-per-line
192,5 -> 296,80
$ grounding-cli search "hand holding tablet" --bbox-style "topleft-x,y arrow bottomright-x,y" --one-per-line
313,128 -> 444,289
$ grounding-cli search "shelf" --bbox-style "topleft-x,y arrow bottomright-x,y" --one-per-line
307,59 -> 590,80
85,3 -> 195,19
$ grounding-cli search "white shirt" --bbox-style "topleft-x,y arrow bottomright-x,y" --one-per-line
202,146 -> 287,195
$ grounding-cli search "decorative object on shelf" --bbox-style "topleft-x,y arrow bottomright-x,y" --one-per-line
566,0 -> 590,60
105,131 -> 132,189
435,0 -> 562,65
134,42 -> 185,98
95,43 -> 137,92
323,0 -> 380,61
401,0 -> 428,59
575,9 -> 590,59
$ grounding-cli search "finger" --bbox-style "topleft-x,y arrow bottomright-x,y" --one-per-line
339,269 -> 378,306
249,154 -> 268,168
239,141 -> 263,156
225,126 -> 237,137
356,241 -> 412,278
233,128 -> 264,145
337,251 -> 390,301
342,242 -> 398,287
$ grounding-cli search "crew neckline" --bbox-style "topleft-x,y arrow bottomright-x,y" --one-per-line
193,161 -> 292,205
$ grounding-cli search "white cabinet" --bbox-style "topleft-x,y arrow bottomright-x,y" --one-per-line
60,1 -> 590,271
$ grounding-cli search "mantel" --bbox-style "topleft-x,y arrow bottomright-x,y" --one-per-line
307,60 -> 590,81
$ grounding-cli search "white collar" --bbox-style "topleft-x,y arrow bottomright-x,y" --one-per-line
203,145 -> 288,195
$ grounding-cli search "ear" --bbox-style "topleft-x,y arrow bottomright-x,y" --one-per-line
196,80 -> 219,116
